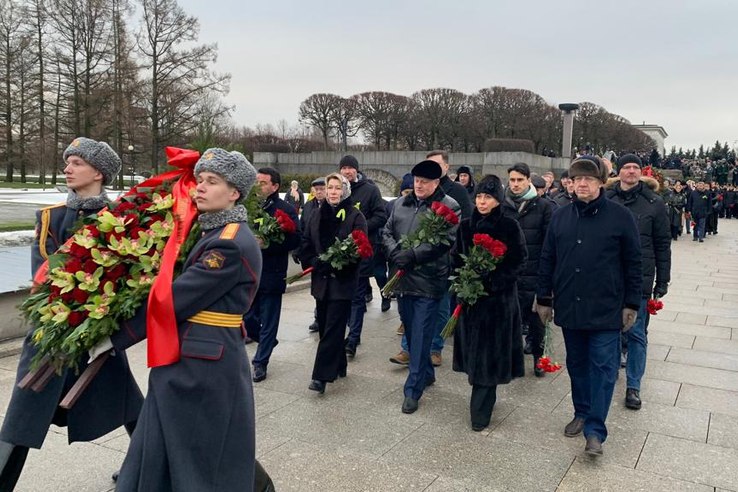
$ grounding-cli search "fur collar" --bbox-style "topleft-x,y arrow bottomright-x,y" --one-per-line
66,190 -> 110,211
605,176 -> 660,193
199,204 -> 248,231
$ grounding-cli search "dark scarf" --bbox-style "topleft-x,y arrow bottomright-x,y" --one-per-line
199,204 -> 249,231
318,198 -> 352,252
615,181 -> 643,203
66,190 -> 110,211
574,188 -> 606,216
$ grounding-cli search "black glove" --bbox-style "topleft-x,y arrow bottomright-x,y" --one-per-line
653,282 -> 668,299
389,246 -> 402,263
394,249 -> 416,270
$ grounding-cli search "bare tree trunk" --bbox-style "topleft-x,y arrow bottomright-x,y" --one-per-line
34,0 -> 46,185
51,56 -> 61,186
4,33 -> 13,182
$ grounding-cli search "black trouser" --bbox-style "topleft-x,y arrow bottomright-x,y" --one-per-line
521,299 -> 544,358
670,225 -> 680,240
0,441 -> 28,492
313,299 -> 351,382
470,384 -> 497,427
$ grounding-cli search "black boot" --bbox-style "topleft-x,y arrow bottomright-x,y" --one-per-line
625,388 -> 642,410
308,380 -> 326,394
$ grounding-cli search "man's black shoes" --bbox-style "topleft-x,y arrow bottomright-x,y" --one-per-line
401,396 -> 418,414
252,365 -> 267,383
625,388 -> 642,410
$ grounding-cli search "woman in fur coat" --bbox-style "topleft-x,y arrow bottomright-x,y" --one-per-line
452,174 -> 527,431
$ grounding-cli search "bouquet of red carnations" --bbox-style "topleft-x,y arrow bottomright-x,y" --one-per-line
537,321 -> 562,373
254,209 -> 296,249
440,233 -> 507,338
381,201 -> 459,297
647,298 -> 664,315
285,230 -> 373,284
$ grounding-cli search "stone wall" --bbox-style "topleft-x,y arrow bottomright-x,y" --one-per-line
254,151 -> 571,195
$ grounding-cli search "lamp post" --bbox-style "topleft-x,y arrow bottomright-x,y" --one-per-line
558,103 -> 580,159
128,144 -> 135,187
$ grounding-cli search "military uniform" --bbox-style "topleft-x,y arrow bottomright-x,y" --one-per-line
111,219 -> 262,492
0,199 -> 144,489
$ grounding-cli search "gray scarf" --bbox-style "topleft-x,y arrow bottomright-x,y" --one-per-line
199,204 -> 249,231
66,190 -> 110,211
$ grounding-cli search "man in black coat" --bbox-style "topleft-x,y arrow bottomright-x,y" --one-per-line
246,167 -> 301,382
537,155 -> 642,457
689,182 -> 710,242
0,138 -> 143,490
502,163 -> 553,377
553,170 -> 575,207
339,155 -> 387,357
606,154 -> 671,410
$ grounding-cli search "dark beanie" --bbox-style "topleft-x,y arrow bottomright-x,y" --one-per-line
617,153 -> 642,172
400,173 -> 414,192
475,174 -> 505,203
560,170 -> 569,179
456,166 -> 472,176
339,155 -> 359,171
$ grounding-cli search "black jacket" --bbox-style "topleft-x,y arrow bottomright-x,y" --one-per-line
452,206 -> 527,386
299,198 -> 367,301
382,187 -> 460,299
502,193 -> 553,308
350,174 -> 388,277
606,178 -> 671,297
257,191 -> 301,293
537,190 -> 643,331
689,188 -> 710,218
441,175 -> 473,220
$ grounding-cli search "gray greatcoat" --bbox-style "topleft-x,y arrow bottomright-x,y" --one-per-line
111,219 -> 262,492
1,202 -> 143,449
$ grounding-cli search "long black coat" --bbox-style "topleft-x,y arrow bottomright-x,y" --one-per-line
606,177 -> 671,297
111,219 -> 262,492
501,193 -> 553,310
452,207 -> 527,387
1,203 -> 143,450
299,198 -> 367,301
537,190 -> 643,331
257,191 -> 301,294
350,175 -> 387,277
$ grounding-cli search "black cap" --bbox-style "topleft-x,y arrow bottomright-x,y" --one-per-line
311,177 -> 325,186
532,176 -> 547,189
411,160 -> 442,180
339,155 -> 359,171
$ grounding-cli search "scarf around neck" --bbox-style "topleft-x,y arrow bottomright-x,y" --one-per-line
66,190 -> 110,211
199,204 -> 249,231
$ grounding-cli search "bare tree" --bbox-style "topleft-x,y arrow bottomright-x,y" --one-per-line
298,93 -> 341,150
0,0 -> 22,181
137,0 -> 230,173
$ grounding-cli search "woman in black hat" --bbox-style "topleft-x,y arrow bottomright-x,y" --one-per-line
452,174 -> 527,431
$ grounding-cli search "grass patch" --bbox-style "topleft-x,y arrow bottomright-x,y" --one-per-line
0,222 -> 35,232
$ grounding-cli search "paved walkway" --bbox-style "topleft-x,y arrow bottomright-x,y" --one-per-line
1,221 -> 737,491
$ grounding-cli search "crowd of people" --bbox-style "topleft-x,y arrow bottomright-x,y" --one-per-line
1,142 -> 686,490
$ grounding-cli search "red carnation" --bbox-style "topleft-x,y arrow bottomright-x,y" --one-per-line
116,201 -> 137,213
67,311 -> 88,327
72,288 -> 89,305
83,260 -> 98,274
138,202 -> 154,212
61,291 -> 74,304
69,242 -> 91,260
275,209 -> 296,234
123,214 -> 140,229
84,225 -> 100,238
65,258 -> 84,274
106,229 -> 126,243
106,263 -> 127,281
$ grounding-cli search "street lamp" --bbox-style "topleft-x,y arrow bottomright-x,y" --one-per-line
128,145 -> 135,187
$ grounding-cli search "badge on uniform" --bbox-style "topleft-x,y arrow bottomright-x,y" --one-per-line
203,250 -> 226,269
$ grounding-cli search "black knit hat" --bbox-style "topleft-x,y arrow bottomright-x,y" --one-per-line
617,153 -> 643,172
339,155 -> 359,171
456,166 -> 473,176
411,160 -> 442,179
475,174 -> 505,203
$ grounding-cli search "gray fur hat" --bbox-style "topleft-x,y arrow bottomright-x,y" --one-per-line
195,148 -> 257,200
63,137 -> 122,185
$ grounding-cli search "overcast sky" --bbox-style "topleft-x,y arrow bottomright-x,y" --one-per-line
180,0 -> 738,152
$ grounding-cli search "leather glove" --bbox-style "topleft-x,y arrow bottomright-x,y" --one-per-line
88,336 -> 113,363
394,249 -> 416,270
536,304 -> 553,325
653,282 -> 668,299
622,308 -> 638,333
